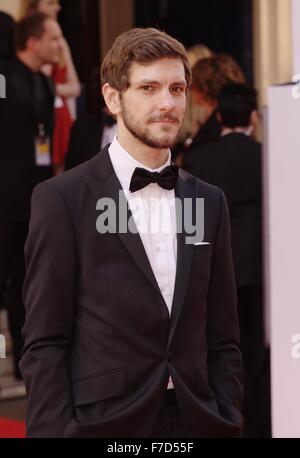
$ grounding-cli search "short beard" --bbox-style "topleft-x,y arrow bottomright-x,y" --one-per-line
120,98 -> 179,149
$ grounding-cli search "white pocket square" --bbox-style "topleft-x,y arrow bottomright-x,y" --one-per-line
194,242 -> 211,246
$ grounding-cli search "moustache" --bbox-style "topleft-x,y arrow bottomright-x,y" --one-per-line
149,115 -> 180,124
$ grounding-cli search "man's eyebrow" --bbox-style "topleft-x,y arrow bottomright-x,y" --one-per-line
133,79 -> 187,86
133,80 -> 160,86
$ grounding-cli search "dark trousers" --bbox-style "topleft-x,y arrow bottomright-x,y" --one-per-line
151,390 -> 187,438
237,286 -> 271,438
0,220 -> 28,380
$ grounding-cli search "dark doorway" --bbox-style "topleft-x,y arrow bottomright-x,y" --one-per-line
58,0 -> 100,87
135,0 -> 253,84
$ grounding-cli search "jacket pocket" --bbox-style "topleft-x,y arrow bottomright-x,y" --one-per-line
72,367 -> 126,407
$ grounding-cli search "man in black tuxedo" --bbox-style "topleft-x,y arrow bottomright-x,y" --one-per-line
183,83 -> 271,437
20,28 -> 243,438
0,13 -> 62,379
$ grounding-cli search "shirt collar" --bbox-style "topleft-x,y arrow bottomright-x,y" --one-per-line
108,136 -> 172,192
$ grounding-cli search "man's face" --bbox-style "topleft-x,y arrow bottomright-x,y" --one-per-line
118,58 -> 187,149
37,0 -> 61,20
33,19 -> 62,65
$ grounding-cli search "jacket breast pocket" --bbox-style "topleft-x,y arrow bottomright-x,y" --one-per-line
72,367 -> 126,424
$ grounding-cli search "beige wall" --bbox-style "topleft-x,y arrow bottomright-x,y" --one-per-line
0,0 -> 134,67
0,0 -> 27,19
1,0 -> 294,107
253,0 -> 293,107
99,0 -> 134,61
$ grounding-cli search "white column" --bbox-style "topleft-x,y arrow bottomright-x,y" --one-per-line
292,0 -> 300,74
253,0 -> 293,106
0,0 -> 25,19
266,84 -> 300,438
99,0 -> 134,60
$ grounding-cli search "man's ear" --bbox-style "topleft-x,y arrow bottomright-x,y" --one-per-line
102,83 -> 121,116
26,36 -> 38,52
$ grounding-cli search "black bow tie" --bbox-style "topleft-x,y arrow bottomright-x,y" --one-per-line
129,164 -> 179,193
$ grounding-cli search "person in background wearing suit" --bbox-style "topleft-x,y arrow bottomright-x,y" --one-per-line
183,83 -> 271,437
20,28 -> 243,438
0,12 -> 62,380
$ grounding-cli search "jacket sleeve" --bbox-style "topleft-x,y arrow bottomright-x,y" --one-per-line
206,188 -> 243,432
20,181 -> 78,437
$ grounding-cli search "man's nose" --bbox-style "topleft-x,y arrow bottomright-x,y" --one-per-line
158,90 -> 176,110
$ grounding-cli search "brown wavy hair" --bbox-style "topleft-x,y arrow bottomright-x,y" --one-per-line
192,54 -> 245,103
101,28 -> 191,92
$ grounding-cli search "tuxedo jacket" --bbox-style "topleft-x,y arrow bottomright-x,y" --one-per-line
0,57 -> 54,221
20,145 -> 243,438
183,133 -> 262,287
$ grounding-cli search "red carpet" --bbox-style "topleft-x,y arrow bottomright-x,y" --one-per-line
0,418 -> 25,438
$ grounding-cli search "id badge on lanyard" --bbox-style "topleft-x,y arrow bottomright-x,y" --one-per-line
35,123 -> 51,166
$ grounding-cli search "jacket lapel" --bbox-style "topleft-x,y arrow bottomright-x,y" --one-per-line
84,147 -> 163,300
168,170 -> 196,345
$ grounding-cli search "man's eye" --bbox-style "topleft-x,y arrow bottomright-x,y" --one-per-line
171,87 -> 184,94
140,86 -> 154,92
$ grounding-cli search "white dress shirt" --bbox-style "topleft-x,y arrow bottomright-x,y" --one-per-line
109,137 -> 177,389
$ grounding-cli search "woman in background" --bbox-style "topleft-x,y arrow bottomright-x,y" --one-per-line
177,44 -> 212,146
172,44 -> 212,165
26,0 -> 81,174
185,53 -> 246,152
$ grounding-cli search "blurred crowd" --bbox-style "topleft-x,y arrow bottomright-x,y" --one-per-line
0,0 -> 270,438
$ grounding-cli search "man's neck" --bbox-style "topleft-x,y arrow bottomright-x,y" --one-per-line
16,51 -> 42,73
117,132 -> 170,170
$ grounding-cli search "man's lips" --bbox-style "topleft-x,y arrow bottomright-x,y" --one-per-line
150,118 -> 179,124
